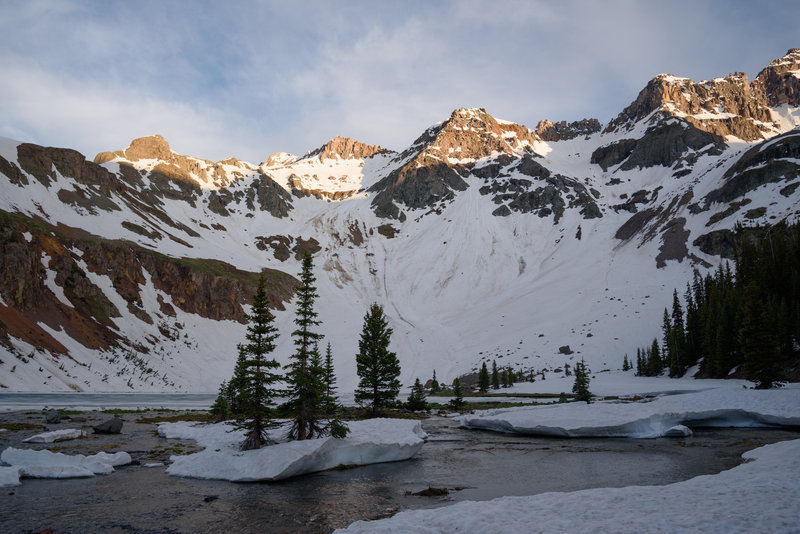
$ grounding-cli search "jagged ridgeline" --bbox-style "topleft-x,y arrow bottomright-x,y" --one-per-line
1,49 -> 800,392
640,222 -> 800,387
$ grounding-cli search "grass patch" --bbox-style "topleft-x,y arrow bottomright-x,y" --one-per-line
0,422 -> 42,432
137,412 -> 212,424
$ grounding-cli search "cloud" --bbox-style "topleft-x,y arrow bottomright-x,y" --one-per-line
0,0 -> 798,162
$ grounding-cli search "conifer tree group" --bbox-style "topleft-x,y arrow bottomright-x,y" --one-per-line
478,361 -> 490,392
636,222 -> 800,388
213,255 -> 348,449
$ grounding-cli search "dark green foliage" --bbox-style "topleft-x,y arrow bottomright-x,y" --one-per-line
501,368 -> 509,388
478,361 -> 490,392
572,359 -> 592,403
354,303 -> 402,414
635,339 -> 663,377
231,275 -> 283,450
622,354 -> 631,371
644,222 -> 800,387
491,360 -> 500,389
322,342 -> 349,438
528,368 -> 536,382
210,380 -> 230,421
430,369 -> 440,393
449,378 -> 465,410
406,378 -> 428,411
564,363 -> 572,376
283,255 -> 331,440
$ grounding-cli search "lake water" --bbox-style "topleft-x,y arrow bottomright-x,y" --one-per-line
1,408 -> 797,533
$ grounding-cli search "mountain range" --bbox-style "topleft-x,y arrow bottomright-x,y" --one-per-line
1,49 -> 799,393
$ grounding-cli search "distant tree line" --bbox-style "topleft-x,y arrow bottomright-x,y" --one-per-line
635,222 -> 800,388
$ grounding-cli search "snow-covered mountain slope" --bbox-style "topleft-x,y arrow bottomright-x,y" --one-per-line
2,49 -> 800,393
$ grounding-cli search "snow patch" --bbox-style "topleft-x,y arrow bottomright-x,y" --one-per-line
22,428 -> 87,443
1,448 -> 131,480
160,418 -> 426,482
460,388 -> 800,438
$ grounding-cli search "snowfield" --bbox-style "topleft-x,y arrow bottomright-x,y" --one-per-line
159,418 -> 427,482
337,438 -> 800,534
460,386 -> 800,438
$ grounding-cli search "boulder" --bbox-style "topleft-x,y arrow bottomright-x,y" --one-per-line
92,417 -> 124,434
44,410 -> 61,424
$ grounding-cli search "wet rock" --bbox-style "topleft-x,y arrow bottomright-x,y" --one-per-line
93,417 -> 124,434
44,410 -> 61,424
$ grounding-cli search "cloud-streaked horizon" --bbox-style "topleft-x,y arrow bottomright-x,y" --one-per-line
1,0 -> 798,163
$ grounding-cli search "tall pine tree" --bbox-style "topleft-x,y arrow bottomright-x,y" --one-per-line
478,361 -> 490,392
354,303 -> 401,414
572,358 -> 592,403
232,275 -> 282,450
284,254 -> 328,440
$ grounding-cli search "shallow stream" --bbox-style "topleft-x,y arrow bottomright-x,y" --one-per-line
1,413 -> 797,533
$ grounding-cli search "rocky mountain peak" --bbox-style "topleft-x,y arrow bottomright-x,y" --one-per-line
606,70 -> 774,141
262,152 -> 297,168
753,48 -> 800,107
94,134 -> 177,165
303,136 -> 389,162
414,107 -> 538,162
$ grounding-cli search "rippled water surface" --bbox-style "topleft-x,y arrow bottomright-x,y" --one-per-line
1,411 -> 797,533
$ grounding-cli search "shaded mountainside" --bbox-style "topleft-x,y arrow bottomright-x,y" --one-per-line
2,49 -> 800,392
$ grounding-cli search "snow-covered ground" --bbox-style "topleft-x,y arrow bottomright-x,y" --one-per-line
159,418 -> 426,482
337,438 -> 800,533
460,386 -> 800,438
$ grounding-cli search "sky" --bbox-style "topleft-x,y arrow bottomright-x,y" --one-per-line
1,0 -> 798,163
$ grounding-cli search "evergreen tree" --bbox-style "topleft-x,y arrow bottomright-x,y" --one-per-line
622,354 -> 631,372
491,360 -> 500,389
528,368 -> 536,382
501,368 -> 509,388
322,342 -> 349,438
430,369 -> 440,393
449,378 -> 465,410
227,348 -> 249,415
233,275 -> 282,450
284,255 -> 328,440
739,282 -> 779,388
406,378 -> 428,411
564,363 -> 572,376
354,303 -> 402,414
210,380 -> 230,421
572,359 -> 592,403
478,361 -> 490,392
508,367 -> 516,385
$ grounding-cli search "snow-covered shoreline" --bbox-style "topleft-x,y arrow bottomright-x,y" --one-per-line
337,437 -> 800,533
459,387 -> 800,438
159,418 -> 427,482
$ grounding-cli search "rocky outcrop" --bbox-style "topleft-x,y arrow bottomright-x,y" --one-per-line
535,118 -> 601,141
592,120 -> 725,171
0,211 -> 298,359
704,130 -> 800,205
606,72 -> 774,141
370,108 -> 540,218
302,136 -> 391,161
753,48 -> 800,107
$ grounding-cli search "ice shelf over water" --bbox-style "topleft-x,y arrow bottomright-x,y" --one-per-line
160,418 -> 427,482
0,448 -> 131,486
460,387 -> 800,438
338,438 -> 800,533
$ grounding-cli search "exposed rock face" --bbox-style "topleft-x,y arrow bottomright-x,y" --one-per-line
370,108 -> 540,218
303,136 -> 390,161
0,211 -> 298,360
592,120 -> 725,171
606,72 -> 775,141
535,118 -> 601,141
753,48 -> 800,107
704,130 -> 800,205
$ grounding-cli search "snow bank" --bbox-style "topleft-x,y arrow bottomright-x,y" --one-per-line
0,466 -> 21,487
460,388 -> 800,438
0,447 -> 131,480
160,418 -> 426,482
22,428 -> 86,443
338,438 -> 800,533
